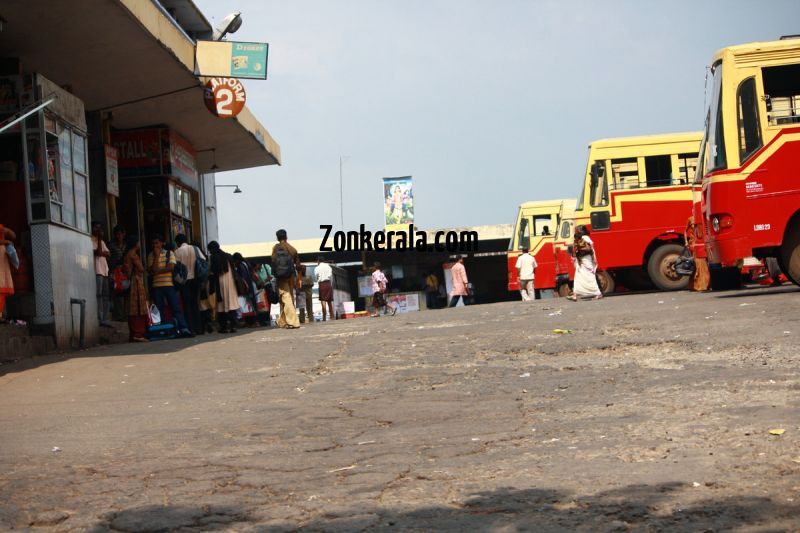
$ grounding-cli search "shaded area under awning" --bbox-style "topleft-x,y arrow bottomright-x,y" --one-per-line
0,0 -> 280,172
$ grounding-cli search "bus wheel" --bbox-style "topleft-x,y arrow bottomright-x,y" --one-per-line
647,244 -> 690,291
597,270 -> 615,294
780,222 -> 800,285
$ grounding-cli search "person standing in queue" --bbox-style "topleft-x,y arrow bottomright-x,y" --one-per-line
174,234 -> 205,334
0,224 -> 16,323
123,235 -> 148,342
448,255 -> 471,307
147,234 -> 194,337
271,229 -> 300,329
207,241 -> 239,333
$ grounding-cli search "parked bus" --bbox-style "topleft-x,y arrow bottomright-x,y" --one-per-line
507,199 -> 575,296
574,132 -> 703,292
698,36 -> 800,285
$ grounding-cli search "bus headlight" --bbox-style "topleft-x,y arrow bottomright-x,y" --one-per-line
712,216 -> 720,233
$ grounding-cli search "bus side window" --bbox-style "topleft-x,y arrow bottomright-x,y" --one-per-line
737,77 -> 763,162
533,215 -> 552,236
610,158 -> 638,190
517,217 -> 530,250
762,63 -> 800,126
560,220 -> 572,239
644,155 -> 672,187
677,153 -> 698,184
590,161 -> 609,207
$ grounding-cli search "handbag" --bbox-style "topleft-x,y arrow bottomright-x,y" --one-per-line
674,247 -> 696,276
111,266 -> 131,295
193,246 -> 209,283
6,244 -> 19,269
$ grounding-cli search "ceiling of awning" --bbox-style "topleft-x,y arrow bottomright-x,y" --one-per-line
0,0 -> 280,173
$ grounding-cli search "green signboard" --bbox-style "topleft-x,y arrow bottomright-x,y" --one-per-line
230,42 -> 269,79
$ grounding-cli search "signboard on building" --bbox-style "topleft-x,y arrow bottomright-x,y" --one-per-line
383,176 -> 414,231
111,128 -> 198,191
104,145 -> 119,197
203,77 -> 246,118
195,40 -> 269,80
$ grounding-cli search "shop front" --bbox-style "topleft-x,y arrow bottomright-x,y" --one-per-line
0,73 -> 98,346
112,128 -> 201,253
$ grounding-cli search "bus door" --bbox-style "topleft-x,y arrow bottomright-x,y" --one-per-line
588,161 -> 611,231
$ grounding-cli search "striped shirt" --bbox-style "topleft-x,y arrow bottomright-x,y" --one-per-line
149,249 -> 175,288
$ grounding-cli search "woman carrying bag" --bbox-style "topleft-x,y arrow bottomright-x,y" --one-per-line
0,224 -> 17,323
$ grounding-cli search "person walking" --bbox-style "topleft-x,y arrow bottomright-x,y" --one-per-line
271,229 -> 300,329
297,264 -> 314,324
108,225 -> 127,321
425,271 -> 440,309
448,255 -> 471,307
174,234 -> 205,334
515,246 -> 538,301
91,222 -> 113,327
147,234 -> 193,337
315,256 -> 335,321
370,262 -> 396,317
208,241 -> 239,333
0,224 -> 16,323
122,235 -> 148,342
568,225 -> 603,301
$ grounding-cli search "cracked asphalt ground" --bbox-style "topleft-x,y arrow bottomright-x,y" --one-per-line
1,285 -> 800,532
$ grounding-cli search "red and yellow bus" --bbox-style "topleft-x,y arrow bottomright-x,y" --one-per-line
574,132 -> 703,292
507,199 -> 575,296
698,36 -> 800,285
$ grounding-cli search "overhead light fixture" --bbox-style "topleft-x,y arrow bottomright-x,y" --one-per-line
213,12 -> 242,41
215,184 -> 243,194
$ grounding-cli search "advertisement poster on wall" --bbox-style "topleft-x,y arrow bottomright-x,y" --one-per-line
104,145 -> 119,197
383,176 -> 413,231
385,293 -> 420,314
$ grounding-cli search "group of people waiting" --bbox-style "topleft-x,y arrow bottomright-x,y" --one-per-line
90,226 -> 338,342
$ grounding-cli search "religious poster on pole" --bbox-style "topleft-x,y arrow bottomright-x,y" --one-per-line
383,176 -> 414,231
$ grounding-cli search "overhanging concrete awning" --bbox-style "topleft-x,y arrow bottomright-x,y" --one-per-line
0,0 -> 281,172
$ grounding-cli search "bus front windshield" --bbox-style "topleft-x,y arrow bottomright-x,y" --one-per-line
697,61 -> 725,180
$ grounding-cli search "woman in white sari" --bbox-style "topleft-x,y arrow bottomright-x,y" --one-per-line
569,225 -> 603,301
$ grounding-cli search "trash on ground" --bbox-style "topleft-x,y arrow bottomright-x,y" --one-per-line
519,372 -> 530,378
328,464 -> 357,473
552,329 -> 573,334
769,428 -> 785,435
51,447 -> 61,453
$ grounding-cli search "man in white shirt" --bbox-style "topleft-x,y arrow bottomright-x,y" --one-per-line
315,256 -> 335,321
174,234 -> 206,335
515,246 -> 537,301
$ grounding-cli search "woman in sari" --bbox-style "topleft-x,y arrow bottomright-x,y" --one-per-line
208,241 -> 239,333
123,235 -> 149,342
568,225 -> 603,301
0,224 -> 16,322
685,216 -> 710,291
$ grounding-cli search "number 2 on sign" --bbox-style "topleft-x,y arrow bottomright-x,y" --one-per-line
215,88 -> 234,116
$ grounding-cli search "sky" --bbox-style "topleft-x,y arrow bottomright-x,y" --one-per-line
193,0 -> 800,245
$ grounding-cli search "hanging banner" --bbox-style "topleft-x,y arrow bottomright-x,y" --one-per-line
383,176 -> 414,231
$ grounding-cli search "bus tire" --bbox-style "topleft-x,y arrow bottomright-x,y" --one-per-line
780,220 -> 800,286
597,270 -> 615,295
647,244 -> 690,291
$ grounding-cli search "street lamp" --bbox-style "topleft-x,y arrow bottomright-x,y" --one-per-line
215,184 -> 242,194
213,12 -> 242,41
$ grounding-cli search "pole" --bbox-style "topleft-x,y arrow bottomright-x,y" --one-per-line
339,156 -> 344,230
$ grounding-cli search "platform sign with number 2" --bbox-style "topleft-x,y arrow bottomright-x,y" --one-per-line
203,77 -> 246,118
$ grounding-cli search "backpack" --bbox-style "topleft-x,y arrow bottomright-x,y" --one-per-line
193,246 -> 209,283
274,244 -> 295,279
172,252 -> 188,286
